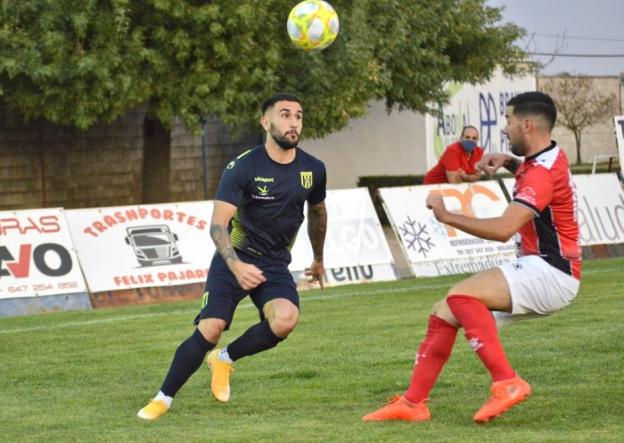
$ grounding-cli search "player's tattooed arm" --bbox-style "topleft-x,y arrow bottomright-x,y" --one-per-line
307,201 -> 327,261
504,157 -> 521,174
210,224 -> 239,265
210,200 -> 240,266
210,200 -> 265,290
477,153 -> 521,176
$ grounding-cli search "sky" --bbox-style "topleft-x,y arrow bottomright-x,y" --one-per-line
488,0 -> 624,76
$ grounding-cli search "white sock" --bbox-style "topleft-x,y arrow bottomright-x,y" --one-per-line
154,391 -> 173,408
219,347 -> 233,364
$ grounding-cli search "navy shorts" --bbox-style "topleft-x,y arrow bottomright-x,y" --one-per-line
194,251 -> 299,329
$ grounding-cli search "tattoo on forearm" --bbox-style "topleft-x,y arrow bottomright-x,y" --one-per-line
308,203 -> 327,260
505,158 -> 520,174
210,224 -> 239,264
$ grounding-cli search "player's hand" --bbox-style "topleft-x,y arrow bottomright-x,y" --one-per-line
305,258 -> 325,290
231,261 -> 266,291
476,153 -> 511,176
426,191 -> 448,222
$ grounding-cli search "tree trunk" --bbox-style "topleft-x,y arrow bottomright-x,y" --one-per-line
574,131 -> 582,165
142,115 -> 171,203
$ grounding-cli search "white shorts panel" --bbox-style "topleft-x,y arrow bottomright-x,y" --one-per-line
498,255 -> 580,316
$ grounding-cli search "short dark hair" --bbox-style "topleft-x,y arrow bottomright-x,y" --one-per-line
507,91 -> 557,129
460,125 -> 478,138
261,93 -> 302,114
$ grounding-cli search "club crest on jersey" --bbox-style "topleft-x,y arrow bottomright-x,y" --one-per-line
300,171 -> 313,189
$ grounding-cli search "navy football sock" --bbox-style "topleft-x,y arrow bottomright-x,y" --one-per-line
227,320 -> 284,362
160,329 -> 215,397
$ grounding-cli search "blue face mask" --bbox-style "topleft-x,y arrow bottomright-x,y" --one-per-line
461,139 -> 477,152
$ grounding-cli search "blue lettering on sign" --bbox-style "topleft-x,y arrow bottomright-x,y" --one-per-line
617,119 -> 624,135
479,92 -> 497,151
499,92 -> 519,116
331,265 -> 374,282
500,129 -> 510,152
436,109 -> 456,136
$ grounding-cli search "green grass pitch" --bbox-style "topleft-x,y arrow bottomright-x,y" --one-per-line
1,257 -> 622,442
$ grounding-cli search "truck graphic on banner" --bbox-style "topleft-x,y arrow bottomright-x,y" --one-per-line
124,225 -> 182,267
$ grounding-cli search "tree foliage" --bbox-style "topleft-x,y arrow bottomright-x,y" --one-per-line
0,0 -> 525,136
541,76 -> 618,164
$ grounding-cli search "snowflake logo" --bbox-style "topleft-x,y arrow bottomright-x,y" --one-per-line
399,215 -> 435,257
428,215 -> 448,238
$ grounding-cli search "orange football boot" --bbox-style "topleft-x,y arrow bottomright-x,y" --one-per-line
474,375 -> 532,423
362,395 -> 431,422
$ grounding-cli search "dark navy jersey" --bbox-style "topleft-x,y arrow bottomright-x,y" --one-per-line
215,145 -> 326,264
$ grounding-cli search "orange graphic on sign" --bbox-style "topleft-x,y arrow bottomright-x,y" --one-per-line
439,185 -> 500,237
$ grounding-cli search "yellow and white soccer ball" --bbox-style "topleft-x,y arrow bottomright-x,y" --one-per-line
287,1 -> 339,51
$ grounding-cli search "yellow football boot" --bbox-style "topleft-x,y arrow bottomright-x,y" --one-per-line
206,349 -> 234,402
137,399 -> 169,420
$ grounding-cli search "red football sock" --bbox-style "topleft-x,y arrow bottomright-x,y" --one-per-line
447,294 -> 515,382
404,315 -> 458,404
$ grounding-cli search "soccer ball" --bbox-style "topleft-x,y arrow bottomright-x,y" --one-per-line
287,1 -> 339,51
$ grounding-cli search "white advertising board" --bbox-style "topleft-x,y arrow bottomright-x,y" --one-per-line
65,202 -> 215,292
289,188 -> 397,285
379,183 -> 516,277
425,69 -> 536,168
573,174 -> 624,246
291,264 -> 397,290
0,208 -> 87,300
504,174 -> 624,246
614,116 -> 624,179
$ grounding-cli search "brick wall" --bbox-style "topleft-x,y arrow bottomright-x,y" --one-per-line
169,116 -> 262,202
0,106 -> 145,210
0,122 -> 42,209
0,105 -> 262,210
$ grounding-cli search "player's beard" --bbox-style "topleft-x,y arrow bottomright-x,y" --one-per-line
270,123 -> 299,150
509,135 -> 528,157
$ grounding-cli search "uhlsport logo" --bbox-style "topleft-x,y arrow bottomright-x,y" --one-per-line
300,171 -> 313,189
257,186 -> 270,196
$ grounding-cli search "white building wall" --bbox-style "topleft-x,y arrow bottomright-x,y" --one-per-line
303,101 -> 426,189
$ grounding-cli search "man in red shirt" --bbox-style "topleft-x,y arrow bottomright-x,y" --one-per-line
363,92 -> 581,423
423,126 -> 485,184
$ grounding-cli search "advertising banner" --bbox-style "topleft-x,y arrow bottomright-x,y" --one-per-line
291,263 -> 397,290
504,174 -> 624,246
0,208 -> 87,300
573,174 -> 624,246
614,116 -> 624,179
379,183 -> 516,277
65,202 -> 214,292
289,188 -> 397,285
425,69 -> 536,168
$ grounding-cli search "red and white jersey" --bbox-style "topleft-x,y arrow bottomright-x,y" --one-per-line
512,142 -> 582,279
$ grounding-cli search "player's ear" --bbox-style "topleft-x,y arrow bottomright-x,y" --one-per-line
260,115 -> 270,131
522,117 -> 532,132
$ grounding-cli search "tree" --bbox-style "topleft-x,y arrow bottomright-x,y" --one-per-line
0,0 -> 525,136
541,75 -> 618,165
0,1 -> 526,204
